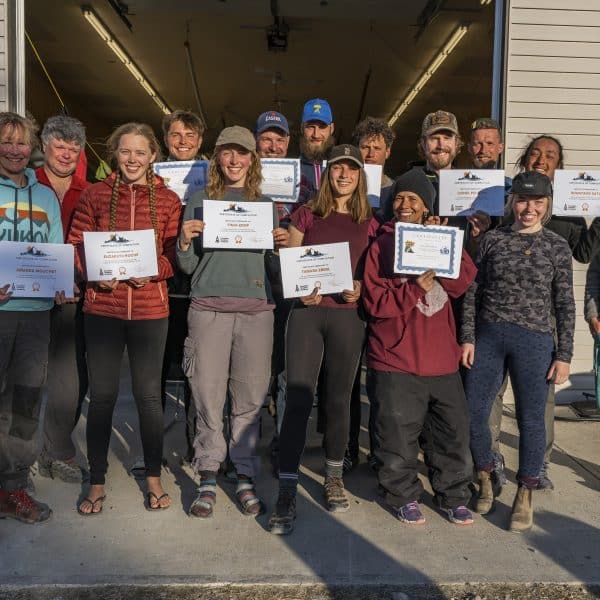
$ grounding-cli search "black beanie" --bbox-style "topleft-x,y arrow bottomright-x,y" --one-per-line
391,168 -> 436,215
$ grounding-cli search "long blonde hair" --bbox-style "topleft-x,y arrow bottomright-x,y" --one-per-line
309,165 -> 371,223
205,148 -> 263,200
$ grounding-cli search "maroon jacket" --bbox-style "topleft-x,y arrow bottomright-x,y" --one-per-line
362,220 -> 477,376
35,167 -> 90,241
68,173 -> 182,321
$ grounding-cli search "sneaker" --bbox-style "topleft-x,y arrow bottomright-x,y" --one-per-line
324,476 -> 350,512
38,452 -> 84,484
342,448 -> 359,473
367,454 -> 381,472
492,451 -> 507,491
268,490 -> 296,535
394,501 -> 426,525
536,462 -> 554,491
445,505 -> 474,525
0,488 -> 52,524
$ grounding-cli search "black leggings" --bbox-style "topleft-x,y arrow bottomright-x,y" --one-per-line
85,315 -> 168,485
279,305 -> 365,474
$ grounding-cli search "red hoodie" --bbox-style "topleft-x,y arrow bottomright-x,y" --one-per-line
362,220 -> 477,376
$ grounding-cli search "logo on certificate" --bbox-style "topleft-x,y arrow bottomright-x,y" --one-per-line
404,240 -> 416,253
32,281 -> 41,292
104,233 -> 131,244
224,203 -> 249,213
20,245 -> 49,257
300,247 -> 326,259
573,172 -> 597,181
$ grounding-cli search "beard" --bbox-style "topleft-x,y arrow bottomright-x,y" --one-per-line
300,135 -> 335,162
426,150 -> 456,171
472,158 -> 497,169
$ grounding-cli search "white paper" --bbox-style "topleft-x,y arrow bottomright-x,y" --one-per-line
83,229 -> 158,281
202,200 -> 274,250
364,163 -> 383,208
393,223 -> 463,280
0,241 -> 74,297
260,158 -> 300,202
153,160 -> 209,203
553,170 -> 600,216
279,242 -> 354,298
439,169 -> 506,216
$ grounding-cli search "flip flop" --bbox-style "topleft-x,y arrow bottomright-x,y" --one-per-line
146,491 -> 170,511
77,495 -> 105,516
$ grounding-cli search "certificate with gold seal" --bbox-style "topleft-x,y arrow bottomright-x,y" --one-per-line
553,170 -> 600,216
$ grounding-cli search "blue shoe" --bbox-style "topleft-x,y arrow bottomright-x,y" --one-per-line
536,462 -> 554,491
445,505 -> 474,525
394,501 -> 426,525
492,451 -> 507,491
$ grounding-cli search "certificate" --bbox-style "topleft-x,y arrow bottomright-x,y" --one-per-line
202,200 -> 274,250
394,224 -> 464,279
153,160 -> 209,203
553,170 -> 600,216
0,241 -> 74,297
439,169 -> 505,216
83,229 -> 158,281
260,158 -> 300,202
279,242 -> 353,298
364,163 -> 383,208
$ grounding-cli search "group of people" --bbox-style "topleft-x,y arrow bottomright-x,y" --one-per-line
0,97 -> 596,537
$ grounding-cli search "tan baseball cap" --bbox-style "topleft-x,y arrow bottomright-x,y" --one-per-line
215,126 -> 256,152
421,110 -> 459,137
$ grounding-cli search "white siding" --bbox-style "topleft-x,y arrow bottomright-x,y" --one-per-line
0,0 -> 6,111
505,0 -> 600,393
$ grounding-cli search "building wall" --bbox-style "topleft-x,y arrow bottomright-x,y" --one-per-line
504,0 -> 600,393
0,0 -> 7,112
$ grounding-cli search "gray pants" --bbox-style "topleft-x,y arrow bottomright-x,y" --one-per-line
184,309 -> 273,478
490,372 -> 555,463
0,310 -> 50,491
43,300 -> 88,460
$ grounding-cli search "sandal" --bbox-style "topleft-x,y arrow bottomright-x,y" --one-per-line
77,495 -> 105,516
146,491 -> 171,511
236,482 -> 266,517
189,486 -> 216,519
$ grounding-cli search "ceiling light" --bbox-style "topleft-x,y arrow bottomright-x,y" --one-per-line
387,24 -> 469,127
480,0 -> 492,5
81,6 -> 171,115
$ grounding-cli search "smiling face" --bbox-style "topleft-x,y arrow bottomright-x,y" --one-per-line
525,137 -> 561,180
328,160 -> 360,199
44,137 -> 81,178
393,191 -> 428,224
256,128 -> 290,158
217,144 -> 253,187
422,130 -> 460,171
468,128 -> 504,169
512,194 -> 549,231
116,133 -> 156,185
0,125 -> 32,182
166,120 -> 202,161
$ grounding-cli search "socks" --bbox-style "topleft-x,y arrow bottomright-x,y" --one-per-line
325,458 -> 344,480
278,471 -> 298,496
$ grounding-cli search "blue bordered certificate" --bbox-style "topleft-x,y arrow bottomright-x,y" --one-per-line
553,170 -> 600,216
83,229 -> 158,281
202,200 -> 274,250
439,169 -> 505,216
394,224 -> 463,279
260,158 -> 300,202
0,241 -> 74,297
279,242 -> 353,298
153,160 -> 209,204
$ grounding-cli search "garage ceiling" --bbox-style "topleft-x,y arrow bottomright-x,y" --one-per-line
24,0 -> 495,175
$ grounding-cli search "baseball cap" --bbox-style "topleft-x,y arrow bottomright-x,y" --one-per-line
510,171 -> 553,197
302,98 -> 333,125
215,126 -> 256,153
256,111 -> 289,135
422,110 -> 459,137
470,117 -> 501,132
327,144 -> 363,168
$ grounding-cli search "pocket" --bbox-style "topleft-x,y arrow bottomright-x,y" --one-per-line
182,337 -> 196,378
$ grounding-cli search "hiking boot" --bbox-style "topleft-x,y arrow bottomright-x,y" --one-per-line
536,462 -> 554,491
445,505 -> 474,525
475,470 -> 495,514
393,501 -> 426,525
492,451 -> 507,491
324,476 -> 350,512
509,486 -> 533,533
38,452 -> 84,484
268,490 -> 296,535
0,488 -> 52,524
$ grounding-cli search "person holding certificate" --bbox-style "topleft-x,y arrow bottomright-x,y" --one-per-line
362,168 -> 477,526
177,126 -> 288,520
460,171 -> 575,532
268,144 -> 373,536
68,123 -> 182,515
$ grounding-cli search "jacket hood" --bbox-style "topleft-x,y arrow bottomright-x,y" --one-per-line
0,168 -> 39,190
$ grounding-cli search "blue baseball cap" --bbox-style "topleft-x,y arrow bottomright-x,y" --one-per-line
256,111 -> 289,135
301,98 -> 333,125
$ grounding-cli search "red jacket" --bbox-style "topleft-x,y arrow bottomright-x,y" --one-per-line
362,221 -> 477,376
68,173 -> 182,320
35,167 -> 90,241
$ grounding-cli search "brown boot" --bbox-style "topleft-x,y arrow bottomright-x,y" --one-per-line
509,486 -> 533,533
475,471 -> 494,514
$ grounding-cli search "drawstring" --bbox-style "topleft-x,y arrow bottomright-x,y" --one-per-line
12,187 -> 17,240
28,187 -> 33,242
11,183 -> 34,242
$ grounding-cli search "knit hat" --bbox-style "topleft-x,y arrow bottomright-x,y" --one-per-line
215,126 -> 256,153
391,168 -> 436,215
